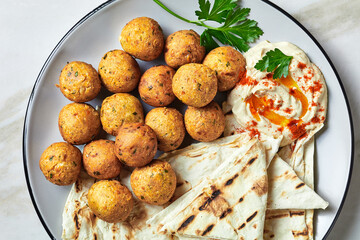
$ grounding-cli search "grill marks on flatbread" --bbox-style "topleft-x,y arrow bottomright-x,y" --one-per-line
264,137 -> 321,240
264,209 -> 309,240
267,155 -> 328,210
148,140 -> 268,239
62,171 -> 171,240
177,215 -> 195,232
63,133 -> 328,240
223,113 -> 283,167
62,174 -> 133,240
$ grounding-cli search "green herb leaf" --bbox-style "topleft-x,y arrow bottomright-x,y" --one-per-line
254,48 -> 293,79
196,0 -> 237,23
200,29 -> 220,52
153,0 -> 263,52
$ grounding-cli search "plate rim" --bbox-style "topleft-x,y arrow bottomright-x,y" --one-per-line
22,0 -> 354,239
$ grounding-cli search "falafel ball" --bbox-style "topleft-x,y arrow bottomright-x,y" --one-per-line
88,180 -> 133,223
145,107 -> 185,152
39,142 -> 82,185
58,103 -> 101,145
184,101 -> 225,142
98,50 -> 141,93
203,46 -> 246,92
100,93 -> 144,136
115,123 -> 157,167
83,139 -> 122,180
164,30 -> 206,69
138,65 -> 176,107
58,61 -> 101,102
120,17 -> 164,61
130,160 -> 176,205
172,63 -> 217,107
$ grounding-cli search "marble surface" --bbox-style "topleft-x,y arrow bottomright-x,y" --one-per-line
1,0 -> 359,239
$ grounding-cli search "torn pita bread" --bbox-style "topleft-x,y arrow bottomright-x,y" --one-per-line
149,140 -> 268,240
267,154 -> 328,210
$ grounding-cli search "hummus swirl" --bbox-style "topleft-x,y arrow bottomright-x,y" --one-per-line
225,41 -> 327,146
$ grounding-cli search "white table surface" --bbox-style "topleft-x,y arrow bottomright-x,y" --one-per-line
1,0 -> 359,239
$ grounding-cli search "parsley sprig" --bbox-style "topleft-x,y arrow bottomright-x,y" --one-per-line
254,48 -> 293,79
153,0 -> 263,52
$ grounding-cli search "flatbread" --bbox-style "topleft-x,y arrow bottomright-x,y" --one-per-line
62,171 -> 170,240
150,140 -> 268,240
263,209 -> 309,240
267,154 -> 328,210
62,172 -> 131,240
303,138 -> 315,240
265,137 -> 315,240
158,133 -> 280,203
225,110 -> 321,239
224,113 -> 283,167
63,134 -> 327,240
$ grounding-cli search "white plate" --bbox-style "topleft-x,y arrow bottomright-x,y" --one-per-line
23,0 -> 354,239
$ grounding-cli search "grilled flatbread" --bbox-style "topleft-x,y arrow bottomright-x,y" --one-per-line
264,209 -> 309,240
63,134 -> 327,240
266,137 -> 316,240
267,154 -> 328,210
264,138 -> 316,239
62,172 -> 131,240
225,113 -> 324,239
158,133 -> 280,202
224,113 -> 283,167
150,140 -> 268,240
62,171 -> 170,240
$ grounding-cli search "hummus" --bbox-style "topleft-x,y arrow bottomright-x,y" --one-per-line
225,41 -> 327,146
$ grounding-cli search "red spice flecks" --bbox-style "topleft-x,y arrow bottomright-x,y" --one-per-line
248,128 -> 260,138
311,101 -> 318,107
299,132 -> 308,140
266,98 -> 280,111
249,121 -> 258,127
298,62 -> 307,70
291,142 -> 296,152
311,116 -> 321,124
309,80 -> 323,94
301,85 -> 307,92
266,73 -> 274,79
318,107 -> 325,112
287,120 -> 308,140
278,126 -> 284,132
262,81 -> 270,87
284,108 -> 292,114
303,74 -> 312,81
289,88 -> 296,95
238,75 -> 258,86
235,128 -> 246,134
238,69 -> 246,82
268,98 -> 274,109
